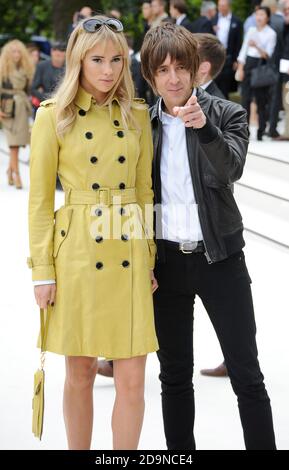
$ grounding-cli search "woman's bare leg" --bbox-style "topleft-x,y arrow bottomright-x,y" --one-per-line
9,146 -> 19,172
112,355 -> 147,450
63,356 -> 98,449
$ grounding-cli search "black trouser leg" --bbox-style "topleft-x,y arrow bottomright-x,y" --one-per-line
154,252 -> 196,450
196,251 -> 276,450
255,86 -> 270,133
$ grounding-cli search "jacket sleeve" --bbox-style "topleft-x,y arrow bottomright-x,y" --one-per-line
135,108 -> 156,269
195,101 -> 249,184
31,63 -> 45,102
27,104 -> 59,281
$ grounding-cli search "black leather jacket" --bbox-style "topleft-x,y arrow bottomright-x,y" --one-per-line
150,88 -> 249,264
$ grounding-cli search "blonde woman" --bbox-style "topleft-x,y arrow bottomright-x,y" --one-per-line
28,16 -> 159,450
0,39 -> 34,188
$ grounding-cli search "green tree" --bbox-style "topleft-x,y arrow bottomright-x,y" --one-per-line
0,0 -> 52,42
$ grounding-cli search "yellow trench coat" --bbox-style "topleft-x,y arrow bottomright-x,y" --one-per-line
27,86 -> 159,359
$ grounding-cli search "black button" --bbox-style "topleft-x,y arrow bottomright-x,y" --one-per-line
114,120 -> 120,126
95,236 -> 103,243
118,156 -> 126,163
119,182 -> 126,190
119,207 -> 125,216
117,130 -> 124,138
95,209 -> 102,216
96,262 -> 103,270
122,260 -> 130,268
61,230 -> 66,237
85,132 -> 93,139
90,156 -> 98,164
121,234 -> 129,241
79,109 -> 86,116
92,183 -> 100,190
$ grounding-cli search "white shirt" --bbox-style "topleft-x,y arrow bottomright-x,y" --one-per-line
217,13 -> 232,49
201,80 -> 213,90
176,14 -> 187,26
237,25 -> 277,64
159,92 -> 203,243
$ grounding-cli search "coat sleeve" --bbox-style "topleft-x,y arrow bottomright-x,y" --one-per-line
27,104 -> 59,281
195,101 -> 249,184
135,108 -> 156,269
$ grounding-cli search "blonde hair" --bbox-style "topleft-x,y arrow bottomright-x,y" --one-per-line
54,15 -> 140,136
0,39 -> 34,85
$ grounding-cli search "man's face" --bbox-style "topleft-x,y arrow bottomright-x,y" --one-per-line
154,54 -> 192,112
152,0 -> 162,16
51,49 -> 66,66
284,1 -> 289,24
169,4 -> 178,18
142,2 -> 152,20
218,0 -> 230,16
80,7 -> 92,18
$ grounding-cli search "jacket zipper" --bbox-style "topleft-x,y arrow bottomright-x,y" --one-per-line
186,130 -> 213,264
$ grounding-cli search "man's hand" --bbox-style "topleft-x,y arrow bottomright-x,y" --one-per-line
173,95 -> 207,129
34,284 -> 56,309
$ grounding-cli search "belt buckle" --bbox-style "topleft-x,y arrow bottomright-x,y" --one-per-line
98,188 -> 111,206
180,241 -> 196,254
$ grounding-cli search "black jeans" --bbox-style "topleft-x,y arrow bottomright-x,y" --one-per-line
153,246 -> 276,450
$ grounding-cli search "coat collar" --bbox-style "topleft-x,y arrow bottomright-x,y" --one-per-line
150,87 -> 211,123
74,85 -> 120,111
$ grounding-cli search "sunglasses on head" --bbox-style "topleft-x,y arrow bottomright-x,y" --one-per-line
82,18 -> 124,33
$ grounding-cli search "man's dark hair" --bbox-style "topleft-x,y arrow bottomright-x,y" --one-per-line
141,23 -> 199,93
194,33 -> 226,79
170,0 -> 188,15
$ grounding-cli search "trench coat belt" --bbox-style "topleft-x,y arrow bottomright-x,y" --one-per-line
64,188 -> 137,206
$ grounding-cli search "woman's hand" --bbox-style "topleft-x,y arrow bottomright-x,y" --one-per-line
236,64 -> 245,82
150,270 -> 158,293
248,39 -> 257,48
34,284 -> 56,309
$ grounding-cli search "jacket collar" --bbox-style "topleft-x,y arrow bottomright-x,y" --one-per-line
74,85 -> 120,111
150,87 -> 211,123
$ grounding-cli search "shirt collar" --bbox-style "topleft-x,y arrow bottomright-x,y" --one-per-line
201,80 -> 213,90
74,85 -> 120,111
158,88 -> 197,122
176,14 -> 187,25
219,12 -> 232,21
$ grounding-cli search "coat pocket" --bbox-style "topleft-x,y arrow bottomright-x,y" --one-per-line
53,207 -> 73,258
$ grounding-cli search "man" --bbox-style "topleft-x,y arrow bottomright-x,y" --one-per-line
169,0 -> 194,32
142,1 -> 155,34
194,33 -> 226,98
31,41 -> 66,103
273,0 -> 289,140
190,1 -> 216,33
151,0 -> 169,27
212,0 -> 243,98
261,0 -> 285,137
141,22 -> 276,450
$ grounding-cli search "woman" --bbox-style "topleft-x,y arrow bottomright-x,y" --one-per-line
236,6 -> 277,140
28,16 -> 159,450
0,39 -> 34,188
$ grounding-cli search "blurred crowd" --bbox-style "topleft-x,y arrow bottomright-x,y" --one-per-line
1,0 -> 289,190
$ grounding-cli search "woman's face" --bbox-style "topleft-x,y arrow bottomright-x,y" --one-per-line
11,46 -> 22,64
81,39 -> 124,103
256,10 -> 269,27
